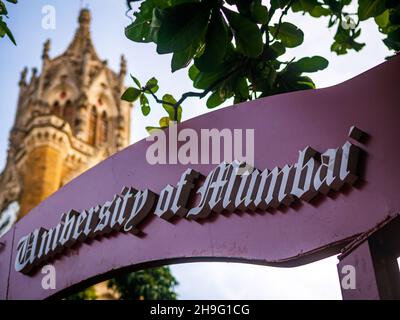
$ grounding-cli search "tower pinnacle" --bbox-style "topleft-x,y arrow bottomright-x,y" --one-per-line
0,8 -> 133,224
78,8 -> 91,29
42,39 -> 51,60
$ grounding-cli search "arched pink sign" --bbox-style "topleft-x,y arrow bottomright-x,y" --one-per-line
1,56 -> 399,300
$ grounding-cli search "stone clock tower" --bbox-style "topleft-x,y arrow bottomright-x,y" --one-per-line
0,9 -> 132,235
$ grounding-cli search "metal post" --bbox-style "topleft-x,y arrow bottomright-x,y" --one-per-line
337,215 -> 400,300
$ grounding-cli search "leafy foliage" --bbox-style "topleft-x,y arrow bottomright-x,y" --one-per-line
375,1 -> 400,52
0,0 -> 17,45
121,73 -> 182,132
270,22 -> 304,48
123,0 -> 399,131
65,286 -> 97,300
108,266 -> 178,300
64,266 -> 178,300
294,0 -> 400,55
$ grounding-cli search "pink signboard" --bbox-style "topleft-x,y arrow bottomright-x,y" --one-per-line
1,55 -> 399,300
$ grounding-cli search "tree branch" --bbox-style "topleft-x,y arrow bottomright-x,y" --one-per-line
271,0 -> 295,42
145,64 -> 243,122
144,89 -> 175,108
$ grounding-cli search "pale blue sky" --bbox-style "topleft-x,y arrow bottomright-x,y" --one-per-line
0,0 -> 390,299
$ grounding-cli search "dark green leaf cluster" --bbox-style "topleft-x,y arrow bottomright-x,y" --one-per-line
0,0 -> 17,45
293,0 -> 400,55
124,0 -> 329,128
374,0 -> 400,52
291,0 -> 364,55
122,1 -> 399,130
107,266 -> 178,300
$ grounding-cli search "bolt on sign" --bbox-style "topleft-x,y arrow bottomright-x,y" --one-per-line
2,56 -> 400,300
15,129 -> 361,274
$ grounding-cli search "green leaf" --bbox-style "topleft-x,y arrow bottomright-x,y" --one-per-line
145,77 -> 159,93
288,56 -> 329,73
0,17 -> 5,38
188,64 -> 200,81
125,0 -> 154,43
222,8 -> 263,58
159,116 -> 171,127
125,17 -> 151,43
276,73 -> 316,94
130,74 -> 142,88
331,39 -> 365,55
261,63 -> 278,89
271,0 -> 290,9
121,87 -> 141,102
124,0 -> 171,43
162,94 -> 176,119
351,40 -> 365,51
149,7 -> 164,43
250,0 -> 268,24
331,41 -> 346,55
6,0 -> 18,3
291,0 -> 318,13
296,77 -> 316,90
334,25 -> 350,44
235,77 -> 249,99
331,24 -> 366,55
358,0 -> 387,21
207,91 -> 225,108
140,94 -> 151,116
375,9 -> 390,29
146,126 -> 163,134
171,44 -> 196,72
310,6 -> 331,18
0,2 -> 8,15
156,3 -> 211,54
383,29 -> 400,51
270,41 -> 286,57
294,0 -> 333,17
0,19 -> 16,45
195,11 -> 229,72
162,94 -> 182,122
193,68 -> 225,90
270,22 -> 304,48
251,63 -> 277,94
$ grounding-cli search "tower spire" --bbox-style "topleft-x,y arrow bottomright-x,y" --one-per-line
64,8 -> 99,61
18,67 -> 28,87
0,7 -> 133,226
42,39 -> 51,61
78,8 -> 91,32
119,55 -> 127,81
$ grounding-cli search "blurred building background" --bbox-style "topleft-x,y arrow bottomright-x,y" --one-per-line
0,9 -> 133,299
0,9 -> 132,235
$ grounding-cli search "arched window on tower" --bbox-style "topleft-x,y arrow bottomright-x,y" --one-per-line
88,106 -> 97,146
63,100 -> 74,128
52,101 -> 61,117
98,111 -> 108,145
